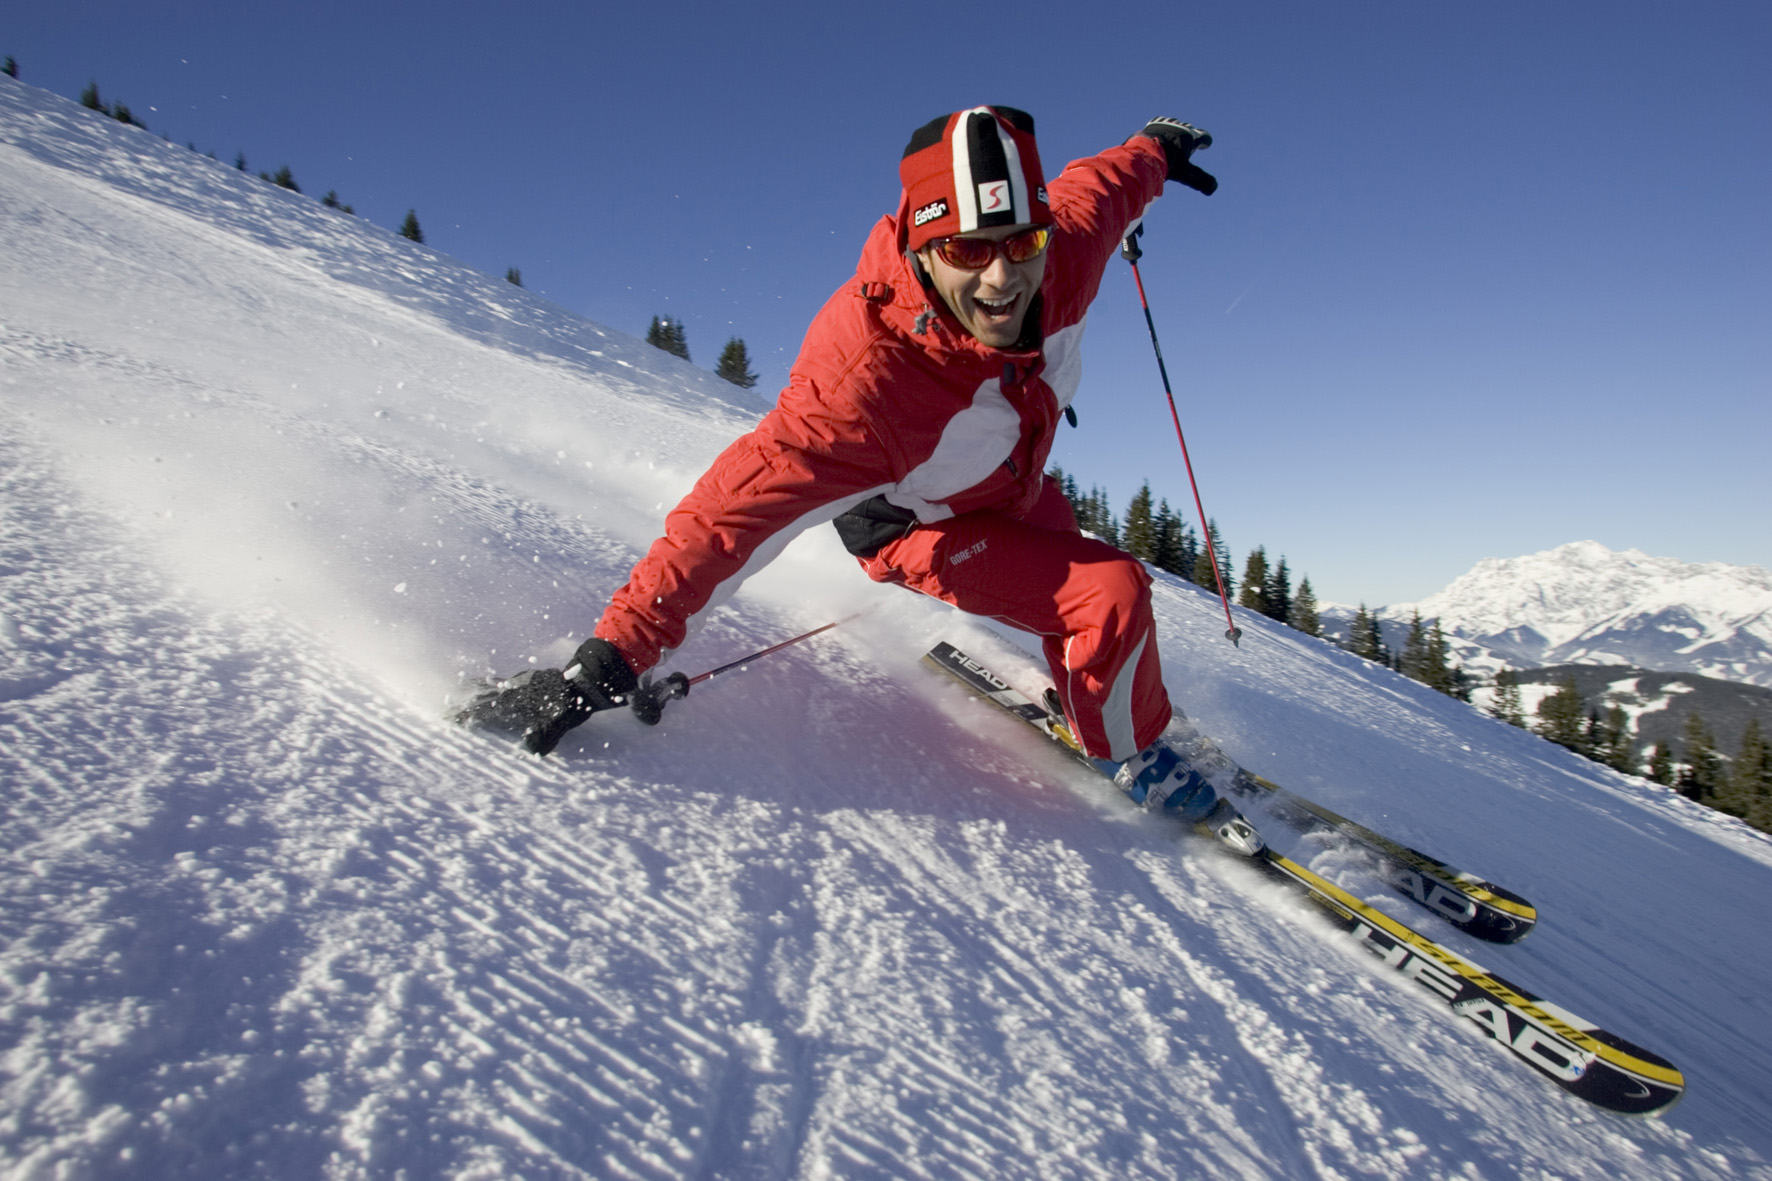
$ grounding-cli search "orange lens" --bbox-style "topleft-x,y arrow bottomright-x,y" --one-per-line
933,226 -> 1052,270
934,238 -> 997,269
1002,226 -> 1052,263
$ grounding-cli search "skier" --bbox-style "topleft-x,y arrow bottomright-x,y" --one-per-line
472,106 -> 1237,828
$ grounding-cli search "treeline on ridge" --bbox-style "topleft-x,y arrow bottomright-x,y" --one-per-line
4,61 -> 525,290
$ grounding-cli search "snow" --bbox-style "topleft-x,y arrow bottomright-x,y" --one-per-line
4,75 -> 1772,1178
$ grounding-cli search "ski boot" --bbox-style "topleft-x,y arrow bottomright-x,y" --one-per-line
1114,741 -> 1266,856
1037,691 -> 1265,857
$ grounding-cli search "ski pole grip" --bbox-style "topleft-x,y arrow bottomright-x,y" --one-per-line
1121,224 -> 1144,262
631,671 -> 691,726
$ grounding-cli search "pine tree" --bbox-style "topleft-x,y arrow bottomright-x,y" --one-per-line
1596,705 -> 1636,774
81,81 -> 102,111
3,57 -> 18,79
1061,472 -> 1093,534
1122,483 -> 1155,562
1069,484 -> 1119,547
1426,620 -> 1468,699
1149,499 -> 1196,579
1150,498 -> 1179,574
1237,546 -> 1268,613
1263,557 -> 1292,623
1174,506 -> 1200,581
1091,486 -> 1121,548
505,266 -> 523,287
399,210 -> 424,243
646,316 -> 690,361
1490,668 -> 1526,727
1288,576 -> 1322,636
1399,611 -> 1430,683
1209,520 -> 1233,597
1715,718 -> 1772,821
1737,719 -> 1772,832
1752,790 -> 1772,836
1535,676 -> 1588,754
1348,605 -> 1373,658
1400,617 -> 1466,698
1675,711 -> 1722,803
1348,605 -> 1389,664
1197,531 -> 1226,588
272,165 -> 300,193
1646,741 -> 1675,786
322,190 -> 341,209
235,151 -> 248,171
716,337 -> 759,388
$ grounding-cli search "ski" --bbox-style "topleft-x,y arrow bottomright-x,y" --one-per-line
1256,847 -> 1683,1115
1165,723 -> 1538,943
924,641 -> 1683,1116
925,640 -> 1534,944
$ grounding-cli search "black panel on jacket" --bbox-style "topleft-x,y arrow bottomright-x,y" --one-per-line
833,495 -> 920,557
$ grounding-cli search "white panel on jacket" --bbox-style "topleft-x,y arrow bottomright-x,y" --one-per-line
885,376 -> 1022,522
1044,320 -> 1086,411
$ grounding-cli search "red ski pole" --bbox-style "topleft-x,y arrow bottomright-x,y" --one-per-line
1122,225 -> 1242,647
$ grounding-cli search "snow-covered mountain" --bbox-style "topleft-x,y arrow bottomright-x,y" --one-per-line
6,75 -> 1772,1179
1327,541 -> 1772,689
1412,541 -> 1772,685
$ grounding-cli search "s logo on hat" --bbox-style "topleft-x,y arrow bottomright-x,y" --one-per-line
898,105 -> 1055,254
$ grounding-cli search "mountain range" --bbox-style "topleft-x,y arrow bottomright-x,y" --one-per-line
1328,541 -> 1772,688
1321,542 -> 1772,756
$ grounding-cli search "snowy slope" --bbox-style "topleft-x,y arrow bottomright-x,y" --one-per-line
1385,542 -> 1772,688
5,76 -> 1772,1180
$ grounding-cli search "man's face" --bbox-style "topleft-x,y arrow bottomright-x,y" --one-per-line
917,223 -> 1048,349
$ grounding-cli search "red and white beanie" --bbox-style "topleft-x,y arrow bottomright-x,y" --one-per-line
899,105 -> 1053,253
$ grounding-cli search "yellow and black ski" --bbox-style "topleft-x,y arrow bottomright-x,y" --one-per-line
1224,767 -> 1538,943
924,640 -> 1682,1116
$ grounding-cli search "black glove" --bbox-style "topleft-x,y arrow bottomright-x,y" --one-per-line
455,637 -> 647,757
1138,117 -> 1217,196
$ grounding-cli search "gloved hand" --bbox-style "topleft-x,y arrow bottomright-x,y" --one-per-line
455,637 -> 656,757
1138,117 -> 1217,195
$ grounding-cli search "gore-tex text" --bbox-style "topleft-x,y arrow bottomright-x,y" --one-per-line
949,540 -> 988,567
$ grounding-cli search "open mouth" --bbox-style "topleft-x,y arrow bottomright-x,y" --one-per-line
974,294 -> 1018,320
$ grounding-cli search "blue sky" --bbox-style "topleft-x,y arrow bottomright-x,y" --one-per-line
7,0 -> 1768,606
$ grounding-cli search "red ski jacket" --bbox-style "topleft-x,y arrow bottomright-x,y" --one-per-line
595,137 -> 1171,672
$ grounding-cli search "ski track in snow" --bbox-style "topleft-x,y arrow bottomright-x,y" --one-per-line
4,75 -> 1772,1179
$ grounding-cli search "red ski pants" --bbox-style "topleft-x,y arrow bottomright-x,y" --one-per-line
860,477 -> 1171,762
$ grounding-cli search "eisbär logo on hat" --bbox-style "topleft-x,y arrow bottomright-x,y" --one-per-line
899,106 -> 1053,253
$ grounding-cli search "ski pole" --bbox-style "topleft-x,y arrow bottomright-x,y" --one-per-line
1121,225 -> 1243,647
635,612 -> 862,713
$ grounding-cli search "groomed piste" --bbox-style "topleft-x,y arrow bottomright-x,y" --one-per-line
4,75 -> 1771,1179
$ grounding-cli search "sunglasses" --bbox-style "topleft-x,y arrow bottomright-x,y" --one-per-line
928,226 -> 1053,271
